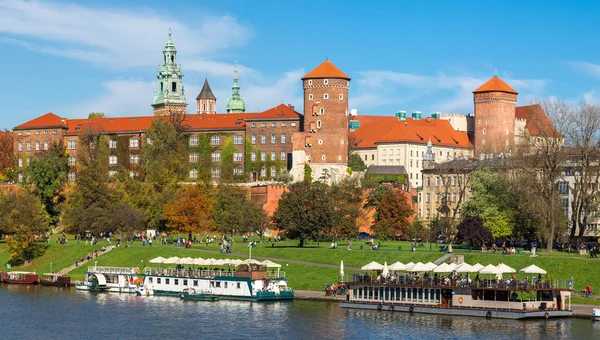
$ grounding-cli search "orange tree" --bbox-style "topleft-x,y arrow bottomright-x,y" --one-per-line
163,186 -> 214,239
371,188 -> 413,240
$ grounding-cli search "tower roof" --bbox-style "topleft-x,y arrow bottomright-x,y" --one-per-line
196,78 -> 216,100
302,59 -> 350,80
473,76 -> 518,94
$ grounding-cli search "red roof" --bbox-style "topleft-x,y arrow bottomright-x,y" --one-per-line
302,59 -> 350,80
350,116 -> 472,149
473,76 -> 518,95
515,104 -> 562,137
14,113 -> 68,130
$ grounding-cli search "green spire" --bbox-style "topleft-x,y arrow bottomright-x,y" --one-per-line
153,29 -> 186,106
226,62 -> 245,113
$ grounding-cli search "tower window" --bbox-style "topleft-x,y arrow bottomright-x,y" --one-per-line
324,79 -> 328,85
210,103 -> 214,111
319,108 -> 325,115
317,120 -> 322,128
308,80 -> 312,85
309,94 -> 313,100
160,82 -> 163,92
339,94 -> 344,100
482,129 -> 486,135
172,82 -> 176,92
324,93 -> 329,100
203,103 -> 207,111
170,55 -> 174,63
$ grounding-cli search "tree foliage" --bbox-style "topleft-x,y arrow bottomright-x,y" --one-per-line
212,184 -> 247,235
371,188 -> 413,240
0,129 -> 13,181
272,181 -> 334,247
303,164 -> 312,183
456,216 -> 492,246
348,153 -> 366,172
238,199 -> 269,239
23,142 -> 69,225
330,177 -> 363,238
163,186 -> 213,238
0,190 -> 50,264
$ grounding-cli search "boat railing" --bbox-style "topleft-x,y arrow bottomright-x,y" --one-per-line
267,271 -> 286,280
88,266 -> 136,274
349,274 -> 572,290
143,267 -> 287,280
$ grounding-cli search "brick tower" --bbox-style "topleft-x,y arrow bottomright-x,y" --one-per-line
473,76 -> 518,158
301,60 -> 350,182
196,78 -> 217,114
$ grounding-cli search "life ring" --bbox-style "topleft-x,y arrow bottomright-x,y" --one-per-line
486,311 -> 492,318
389,305 -> 395,312
458,296 -> 464,304
134,267 -> 140,274
544,312 -> 550,319
409,306 -> 414,313
377,304 -> 383,311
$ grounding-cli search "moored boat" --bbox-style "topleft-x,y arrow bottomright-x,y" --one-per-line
593,308 -> 600,321
39,273 -> 71,287
180,288 -> 221,302
75,266 -> 140,293
1,271 -> 39,284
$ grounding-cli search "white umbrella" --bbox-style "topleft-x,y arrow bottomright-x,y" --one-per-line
424,262 -> 437,271
361,261 -> 384,271
382,262 -> 390,278
471,263 -> 484,272
455,263 -> 476,273
262,260 -> 282,268
339,260 -> 344,277
213,259 -> 228,265
478,264 -> 499,274
433,263 -> 453,273
403,262 -> 416,271
193,258 -> 206,265
149,256 -> 167,264
389,261 -> 406,271
519,264 -> 547,275
241,259 -> 263,265
409,262 -> 429,272
448,263 -> 459,270
206,258 -> 218,265
180,257 -> 195,265
165,256 -> 180,264
496,263 -> 516,273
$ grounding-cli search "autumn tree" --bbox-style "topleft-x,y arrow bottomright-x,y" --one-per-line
0,190 -> 50,264
456,216 -> 492,247
0,129 -> 14,181
272,181 -> 334,247
371,188 -> 413,240
163,185 -> 214,239
23,142 -> 69,225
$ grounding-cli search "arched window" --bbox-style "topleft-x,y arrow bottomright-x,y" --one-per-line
203,103 -> 207,111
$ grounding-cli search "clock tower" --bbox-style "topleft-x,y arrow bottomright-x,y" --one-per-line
152,30 -> 187,116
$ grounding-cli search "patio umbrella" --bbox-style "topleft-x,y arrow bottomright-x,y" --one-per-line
471,263 -> 484,272
455,263 -> 476,273
193,258 -> 206,265
478,264 -> 499,275
180,257 -> 195,265
496,263 -> 516,273
149,256 -> 167,264
433,263 -> 453,273
409,262 -> 429,272
424,262 -> 437,271
403,262 -> 415,271
389,261 -> 406,271
262,260 -> 282,268
448,263 -> 459,270
382,262 -> 390,278
165,256 -> 180,264
241,259 -> 263,265
339,260 -> 344,278
360,261 -> 384,271
519,264 -> 547,275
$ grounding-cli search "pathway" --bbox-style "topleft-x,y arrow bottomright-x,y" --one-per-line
434,253 -> 453,265
58,246 -> 116,275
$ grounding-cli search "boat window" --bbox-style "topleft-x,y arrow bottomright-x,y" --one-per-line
418,288 -> 423,302
436,289 -> 441,303
236,282 -> 240,289
157,278 -> 161,284
216,282 -> 221,288
194,280 -> 198,287
165,278 -> 170,284
353,288 -> 358,299
385,287 -> 389,301
413,288 -> 418,301
174,279 -> 179,285
374,287 -> 379,300
210,281 -> 214,287
224,282 -> 228,289
148,277 -> 153,283
183,280 -> 188,286
369,287 -> 373,300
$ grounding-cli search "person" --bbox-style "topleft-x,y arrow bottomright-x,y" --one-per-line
481,243 -> 487,253
346,241 -> 352,251
586,284 -> 593,297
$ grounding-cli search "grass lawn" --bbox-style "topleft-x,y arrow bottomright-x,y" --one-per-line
2,235 -> 600,293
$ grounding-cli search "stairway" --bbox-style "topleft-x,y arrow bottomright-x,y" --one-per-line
434,253 -> 452,265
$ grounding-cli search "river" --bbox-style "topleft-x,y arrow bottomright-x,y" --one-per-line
1,285 -> 598,339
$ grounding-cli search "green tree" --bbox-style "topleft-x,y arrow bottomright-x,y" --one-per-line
23,142 -> 69,225
272,181 -> 334,247
371,188 -> 413,240
239,199 -> 270,240
212,184 -> 247,235
303,164 -> 312,183
111,201 -> 145,241
88,112 -> 106,118
0,190 -> 50,264
348,153 -> 366,172
364,184 -> 391,209
330,177 -> 363,238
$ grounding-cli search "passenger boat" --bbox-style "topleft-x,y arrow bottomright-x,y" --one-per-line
135,284 -> 154,297
180,288 -> 221,302
75,266 -> 140,293
1,271 -> 39,284
39,273 -> 71,287
593,308 -> 600,321
340,274 -> 573,319
142,261 -> 294,301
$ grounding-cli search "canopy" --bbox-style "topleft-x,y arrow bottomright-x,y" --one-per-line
496,263 -> 516,273
382,262 -> 390,278
479,264 -> 500,274
193,258 -> 206,265
241,259 -> 264,266
262,260 -> 282,268
519,264 -> 547,275
164,256 -> 180,264
149,256 -> 167,264
433,263 -> 453,273
339,260 -> 344,277
388,261 -> 406,271
447,263 -> 459,270
455,263 -> 476,273
180,257 -> 195,265
471,263 -> 484,271
205,258 -> 218,265
424,262 -> 437,271
409,262 -> 430,272
361,261 -> 384,271
403,262 -> 416,271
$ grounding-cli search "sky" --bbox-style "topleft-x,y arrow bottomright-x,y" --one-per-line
1,0 -> 600,129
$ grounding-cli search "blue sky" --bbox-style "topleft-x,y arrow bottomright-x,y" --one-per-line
1,0 -> 599,129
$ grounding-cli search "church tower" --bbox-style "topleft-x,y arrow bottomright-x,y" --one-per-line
302,59 -> 350,182
196,78 -> 217,114
473,76 -> 518,158
152,30 -> 187,116
226,65 -> 245,113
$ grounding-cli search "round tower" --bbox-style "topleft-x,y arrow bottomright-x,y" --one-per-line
473,76 -> 518,158
302,59 -> 350,167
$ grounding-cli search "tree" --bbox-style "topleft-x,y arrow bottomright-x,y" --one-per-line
330,177 -> 363,238
111,202 -> 145,241
456,216 -> 492,246
303,164 -> 312,183
88,112 -> 106,118
364,184 -> 391,209
238,199 -> 269,240
371,188 -> 413,240
408,217 -> 426,241
0,129 -> 13,181
163,186 -> 213,239
212,184 -> 247,235
272,181 -> 334,247
0,190 -> 50,264
348,153 -> 366,172
23,142 -> 69,225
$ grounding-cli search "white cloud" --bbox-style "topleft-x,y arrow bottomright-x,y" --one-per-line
568,61 -> 600,78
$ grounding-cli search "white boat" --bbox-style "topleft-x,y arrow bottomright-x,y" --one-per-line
142,261 -> 294,301
593,308 -> 600,321
136,284 -> 154,296
75,266 -> 141,293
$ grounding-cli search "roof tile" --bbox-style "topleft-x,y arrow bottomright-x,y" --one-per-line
302,59 -> 350,80
473,76 -> 518,94
14,113 -> 67,130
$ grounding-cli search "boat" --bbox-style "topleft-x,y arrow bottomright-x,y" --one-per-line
136,283 -> 154,297
339,273 -> 573,319
593,308 -> 600,321
75,266 -> 140,293
1,271 -> 39,284
179,288 -> 221,302
39,273 -> 71,287
142,260 -> 294,301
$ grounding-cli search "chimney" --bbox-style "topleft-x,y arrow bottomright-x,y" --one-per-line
396,110 -> 407,121
431,111 -> 441,119
412,111 -> 422,120
288,104 -> 295,111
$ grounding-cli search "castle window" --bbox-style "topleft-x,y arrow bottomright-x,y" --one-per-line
211,135 -> 220,145
271,166 -> 277,178
68,172 -> 75,181
109,140 -> 117,148
52,130 -> 57,134
338,156 -> 342,161
486,119 -> 489,124
271,122 -> 276,127
189,136 -> 199,146
189,153 -> 199,163
211,152 -> 221,162
261,152 -> 266,161
318,139 -> 323,145
321,155 -> 326,160
261,123 -> 266,128
18,157 -> 23,168
234,135 -> 243,145
308,80 -> 313,85
44,130 -> 48,135
36,130 -> 40,135
281,134 -> 287,144
203,103 -> 207,111
319,108 -> 324,115
317,120 -> 322,128
27,142 -> 31,151
281,152 -> 286,161
35,142 -> 40,151
324,93 -> 329,100
364,155 -> 367,161
234,152 -> 243,162
190,169 -> 198,179
172,82 -> 176,92
309,94 -> 313,100
129,137 -> 139,148
18,142 -> 22,152
210,103 -> 214,111
291,122 -> 297,127
43,142 -> 48,151
271,134 -> 276,144
261,135 -> 266,144
211,168 -> 221,178
323,79 -> 328,85
251,152 -> 257,161
251,123 -> 256,128
234,168 -> 243,175
271,152 -> 276,161
502,120 -> 506,124
160,82 -> 164,92
68,140 -> 76,150
339,94 -> 344,100
17,132 -> 22,136
281,122 -> 286,127
130,154 -> 140,164
478,120 -> 481,124
482,129 -> 486,135
261,167 -> 266,177
251,135 -> 256,144
372,155 -> 374,160
170,55 -> 174,63
109,155 -> 118,165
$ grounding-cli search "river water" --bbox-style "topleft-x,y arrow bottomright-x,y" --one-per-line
1,285 -> 598,339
